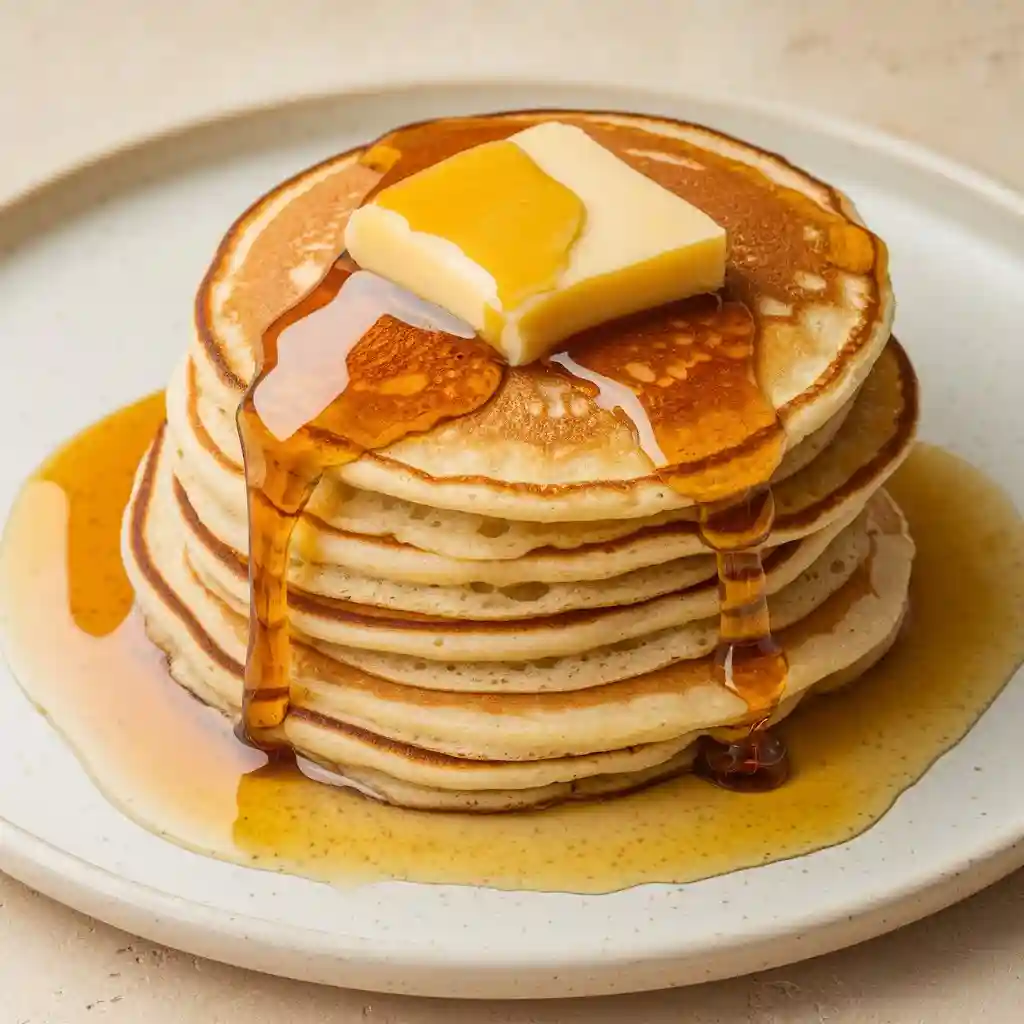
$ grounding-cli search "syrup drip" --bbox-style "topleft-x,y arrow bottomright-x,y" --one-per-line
551,296 -> 789,789
695,489 -> 791,791
236,259 -> 503,748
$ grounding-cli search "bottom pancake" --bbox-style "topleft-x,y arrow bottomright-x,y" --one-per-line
124,429 -> 915,811
293,617 -> 905,812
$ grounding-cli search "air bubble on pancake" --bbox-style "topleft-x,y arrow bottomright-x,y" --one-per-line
476,520 -> 511,538
498,582 -> 551,602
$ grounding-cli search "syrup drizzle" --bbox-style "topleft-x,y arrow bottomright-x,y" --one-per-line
239,263 -> 790,785
236,259 -> 503,748
696,490 -> 790,790
550,296 -> 789,789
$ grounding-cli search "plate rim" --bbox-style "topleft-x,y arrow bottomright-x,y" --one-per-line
4,76 -> 1023,220
1,77 -> 1023,998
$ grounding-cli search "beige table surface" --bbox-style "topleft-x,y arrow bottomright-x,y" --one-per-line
1,1 -> 1022,1020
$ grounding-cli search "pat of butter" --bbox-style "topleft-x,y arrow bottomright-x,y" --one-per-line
344,122 -> 726,366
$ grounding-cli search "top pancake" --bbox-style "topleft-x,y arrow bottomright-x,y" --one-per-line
193,110 -> 893,521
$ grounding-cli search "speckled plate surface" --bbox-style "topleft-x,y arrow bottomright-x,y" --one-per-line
0,82 -> 1022,999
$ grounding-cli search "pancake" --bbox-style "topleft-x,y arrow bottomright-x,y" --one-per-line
155,408 -> 875,691
168,339 -> 916,588
176,429 -> 870,622
294,745 -> 702,813
191,110 -> 893,521
146,437 -> 862,662
292,617 -> 905,812
124,427 -> 913,808
305,514 -> 872,693
181,345 -> 851,533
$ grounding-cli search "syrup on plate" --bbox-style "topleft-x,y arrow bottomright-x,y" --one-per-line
2,400 -> 1021,894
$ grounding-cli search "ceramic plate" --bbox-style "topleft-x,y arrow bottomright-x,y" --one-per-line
0,83 -> 1022,999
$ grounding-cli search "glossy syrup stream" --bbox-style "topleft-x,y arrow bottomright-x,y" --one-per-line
696,489 -> 790,789
551,296 -> 790,789
236,258 -> 503,748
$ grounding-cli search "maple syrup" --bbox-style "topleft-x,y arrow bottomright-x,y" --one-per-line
235,257 -> 503,748
551,295 -> 789,789
2,404 -> 1023,893
694,489 -> 791,792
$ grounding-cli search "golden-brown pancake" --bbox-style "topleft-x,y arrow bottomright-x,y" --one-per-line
192,110 -> 893,521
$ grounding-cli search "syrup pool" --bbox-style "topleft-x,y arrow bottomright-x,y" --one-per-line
1,395 -> 1022,894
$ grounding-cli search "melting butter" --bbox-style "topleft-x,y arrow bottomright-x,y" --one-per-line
346,122 -> 727,365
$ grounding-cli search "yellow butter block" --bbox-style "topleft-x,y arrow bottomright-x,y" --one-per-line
345,122 -> 726,365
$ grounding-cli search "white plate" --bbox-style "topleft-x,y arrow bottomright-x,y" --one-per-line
0,82 -> 1022,1000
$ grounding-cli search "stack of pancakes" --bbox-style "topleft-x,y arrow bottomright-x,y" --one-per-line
124,112 -> 918,811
